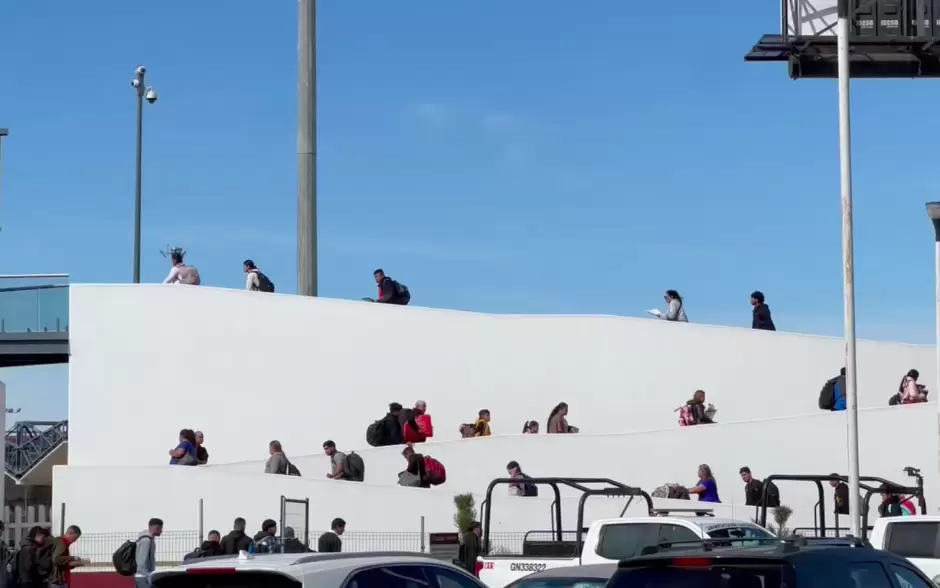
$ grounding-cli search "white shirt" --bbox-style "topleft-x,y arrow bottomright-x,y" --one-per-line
163,265 -> 183,284
246,270 -> 260,290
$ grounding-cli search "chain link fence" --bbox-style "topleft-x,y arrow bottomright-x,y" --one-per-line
69,530 -> 529,572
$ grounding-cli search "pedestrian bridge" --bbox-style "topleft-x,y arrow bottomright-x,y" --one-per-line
0,275 -> 69,367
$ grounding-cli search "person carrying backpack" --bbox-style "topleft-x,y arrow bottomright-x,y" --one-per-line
243,260 -> 275,293
372,269 -> 411,305
48,526 -> 89,588
12,525 -> 48,587
162,248 -> 201,285
818,368 -> 847,411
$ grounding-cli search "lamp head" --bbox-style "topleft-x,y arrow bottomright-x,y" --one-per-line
926,202 -> 940,241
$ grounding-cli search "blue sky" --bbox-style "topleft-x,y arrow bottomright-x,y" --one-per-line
2,1 -> 940,422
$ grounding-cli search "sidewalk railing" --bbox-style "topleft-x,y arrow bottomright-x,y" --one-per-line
0,274 -> 69,334
68,530 -> 531,572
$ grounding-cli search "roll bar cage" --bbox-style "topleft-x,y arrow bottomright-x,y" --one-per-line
481,477 -> 654,552
758,470 -> 926,539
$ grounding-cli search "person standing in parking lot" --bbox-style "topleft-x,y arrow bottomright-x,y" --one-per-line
134,518 -> 163,588
317,518 -> 345,553
47,525 -> 89,588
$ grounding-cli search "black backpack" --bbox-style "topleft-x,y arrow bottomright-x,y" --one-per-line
112,540 -> 138,576
393,281 -> 411,305
366,420 -> 386,447
255,271 -> 275,293
35,543 -> 53,579
818,377 -> 838,410
764,481 -> 781,507
345,452 -> 365,482
183,547 -> 207,561
286,461 -> 301,476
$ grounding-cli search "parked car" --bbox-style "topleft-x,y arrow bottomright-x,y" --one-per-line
149,550 -> 487,588
504,563 -> 616,588
605,535 -> 935,588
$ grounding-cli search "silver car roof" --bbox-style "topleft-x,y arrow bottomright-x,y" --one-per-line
151,551 -> 474,583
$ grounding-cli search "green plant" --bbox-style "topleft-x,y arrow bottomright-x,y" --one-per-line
751,505 -> 795,537
453,493 -> 477,533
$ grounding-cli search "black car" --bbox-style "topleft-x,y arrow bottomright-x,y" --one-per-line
505,563 -> 617,588
606,537 -> 934,588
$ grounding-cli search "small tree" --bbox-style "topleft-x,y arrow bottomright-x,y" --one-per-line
752,505 -> 795,537
454,493 -> 477,534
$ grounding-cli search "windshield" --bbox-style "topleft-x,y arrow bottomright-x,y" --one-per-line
607,566 -> 783,588
507,578 -> 609,588
152,572 -> 302,588
705,526 -> 775,541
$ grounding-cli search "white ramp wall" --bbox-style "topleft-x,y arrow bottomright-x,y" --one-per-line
54,404 -> 938,536
68,284 -> 936,467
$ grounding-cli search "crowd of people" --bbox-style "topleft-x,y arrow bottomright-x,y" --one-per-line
161,250 -> 412,306
819,367 -> 930,410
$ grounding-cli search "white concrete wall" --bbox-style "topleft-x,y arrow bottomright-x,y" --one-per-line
53,403 -> 939,537
67,285 -> 935,468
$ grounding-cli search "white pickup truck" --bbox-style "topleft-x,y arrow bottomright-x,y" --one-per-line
869,515 -> 940,580
475,476 -> 774,588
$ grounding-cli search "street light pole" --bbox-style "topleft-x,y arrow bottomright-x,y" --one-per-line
131,66 -> 158,284
297,0 -> 318,296
0,128 -> 8,232
836,0 -> 861,538
925,203 -> 940,413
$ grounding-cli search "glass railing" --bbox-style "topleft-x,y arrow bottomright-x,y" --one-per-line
0,275 -> 69,334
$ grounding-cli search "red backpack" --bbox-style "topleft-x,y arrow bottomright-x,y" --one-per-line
424,456 -> 446,485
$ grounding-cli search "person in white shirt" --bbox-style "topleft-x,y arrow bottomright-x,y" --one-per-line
163,249 -> 201,285
243,259 -> 274,292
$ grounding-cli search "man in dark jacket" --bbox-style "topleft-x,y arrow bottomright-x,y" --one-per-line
458,522 -> 484,573
185,531 -> 224,560
383,403 -> 405,445
253,520 -> 280,554
15,525 -> 48,587
282,527 -> 311,553
220,518 -> 253,555
750,291 -> 776,331
373,269 -> 409,305
317,518 -> 345,553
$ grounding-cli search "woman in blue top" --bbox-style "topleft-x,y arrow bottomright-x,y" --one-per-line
690,464 -> 721,503
169,428 -> 198,465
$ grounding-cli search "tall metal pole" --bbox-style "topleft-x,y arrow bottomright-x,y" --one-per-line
837,0 -> 861,539
0,128 -> 8,232
297,0 -> 318,296
925,203 -> 940,409
133,89 -> 144,284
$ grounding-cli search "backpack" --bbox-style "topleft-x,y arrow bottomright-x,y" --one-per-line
183,547 -> 207,561
889,393 -> 901,406
286,461 -> 301,476
677,405 -> 695,427
178,265 -> 201,286
424,456 -> 446,485
253,270 -> 275,293
393,281 -> 411,305
652,483 -> 690,500
520,474 -> 539,497
458,423 -> 474,438
345,452 -> 365,482
764,480 -> 781,507
366,420 -> 387,447
35,543 -> 53,578
112,539 -> 138,576
819,377 -> 838,410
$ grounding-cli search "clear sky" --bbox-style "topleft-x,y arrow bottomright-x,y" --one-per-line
2,1 -> 940,422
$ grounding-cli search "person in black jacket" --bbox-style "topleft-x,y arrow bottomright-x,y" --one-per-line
373,269 -> 410,305
317,518 -> 345,553
384,403 -> 405,445
750,291 -> 776,331
282,527 -> 312,553
458,522 -> 484,573
220,518 -> 253,554
15,525 -> 48,587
